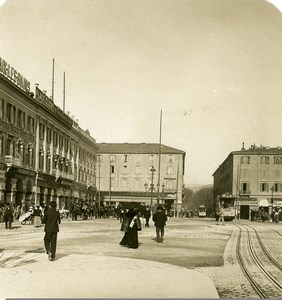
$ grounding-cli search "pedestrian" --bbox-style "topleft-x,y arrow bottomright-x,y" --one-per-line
218,206 -> 225,225
33,205 -> 42,227
119,208 -> 139,249
144,205 -> 151,227
42,200 -> 61,261
152,206 -> 167,243
4,202 -> 13,229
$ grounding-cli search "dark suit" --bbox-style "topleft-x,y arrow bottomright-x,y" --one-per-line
153,209 -> 167,242
42,207 -> 61,259
4,206 -> 13,229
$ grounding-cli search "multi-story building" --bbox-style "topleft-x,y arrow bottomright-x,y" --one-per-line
213,143 -> 282,219
96,143 -> 185,214
0,57 -> 98,211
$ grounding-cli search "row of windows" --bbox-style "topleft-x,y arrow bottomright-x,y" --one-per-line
241,155 -> 282,165
241,182 -> 282,192
1,97 -> 96,167
106,165 -> 175,175
98,154 -> 175,164
109,178 -> 176,190
1,99 -> 36,134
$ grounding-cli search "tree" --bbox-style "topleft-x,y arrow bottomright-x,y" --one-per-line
182,188 -> 193,210
192,187 -> 214,216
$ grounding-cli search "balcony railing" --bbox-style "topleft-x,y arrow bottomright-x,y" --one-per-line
52,169 -> 74,181
5,155 -> 22,168
240,190 -> 251,195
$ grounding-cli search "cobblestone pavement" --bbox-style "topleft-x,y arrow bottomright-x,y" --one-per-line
195,221 -> 282,298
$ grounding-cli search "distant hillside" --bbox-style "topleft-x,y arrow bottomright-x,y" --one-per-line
186,183 -> 213,193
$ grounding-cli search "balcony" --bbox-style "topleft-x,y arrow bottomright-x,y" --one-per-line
240,190 -> 251,195
52,169 -> 74,181
5,155 -> 22,168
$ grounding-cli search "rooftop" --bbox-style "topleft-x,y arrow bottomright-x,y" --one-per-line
97,143 -> 185,155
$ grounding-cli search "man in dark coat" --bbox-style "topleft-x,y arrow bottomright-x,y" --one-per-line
152,206 -> 167,243
42,201 -> 61,261
4,203 -> 13,229
144,205 -> 151,227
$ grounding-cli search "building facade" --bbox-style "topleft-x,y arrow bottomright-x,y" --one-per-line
0,57 -> 98,211
213,144 -> 282,219
96,143 -> 185,214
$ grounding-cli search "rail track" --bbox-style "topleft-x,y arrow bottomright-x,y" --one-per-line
236,224 -> 282,298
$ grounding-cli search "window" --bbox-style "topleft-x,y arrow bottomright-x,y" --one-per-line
260,156 -> 269,164
134,179 -> 141,189
1,99 -> 4,119
149,155 -> 154,162
274,156 -> 282,164
111,165 -> 115,174
260,182 -> 269,192
39,123 -> 45,140
167,166 -> 173,175
110,155 -> 115,162
135,166 -> 141,174
121,178 -> 128,188
274,183 -> 282,192
241,182 -> 250,193
6,102 -> 12,122
241,156 -> 250,164
17,110 -> 22,128
124,155 -> 128,162
53,132 -> 58,147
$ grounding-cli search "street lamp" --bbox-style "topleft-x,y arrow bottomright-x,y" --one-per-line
150,166 -> 155,210
98,154 -> 101,211
270,185 -> 274,221
161,183 -> 165,205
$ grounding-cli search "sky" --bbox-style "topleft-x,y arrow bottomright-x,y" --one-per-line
0,0 -> 281,186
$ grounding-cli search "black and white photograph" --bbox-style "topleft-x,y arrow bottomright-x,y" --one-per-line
0,0 -> 282,298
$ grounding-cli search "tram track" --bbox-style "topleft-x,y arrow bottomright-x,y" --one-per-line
235,224 -> 282,298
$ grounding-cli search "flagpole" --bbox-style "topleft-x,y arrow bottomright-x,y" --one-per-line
157,110 -> 162,206
51,58 -> 55,101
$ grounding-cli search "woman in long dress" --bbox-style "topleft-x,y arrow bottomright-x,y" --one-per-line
119,208 -> 139,249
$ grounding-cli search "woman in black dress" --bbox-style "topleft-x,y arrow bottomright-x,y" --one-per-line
119,208 -> 139,249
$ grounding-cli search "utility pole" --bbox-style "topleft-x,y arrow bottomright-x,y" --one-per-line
157,110 -> 162,206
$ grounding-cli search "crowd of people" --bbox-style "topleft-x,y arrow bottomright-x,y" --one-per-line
250,207 -> 282,223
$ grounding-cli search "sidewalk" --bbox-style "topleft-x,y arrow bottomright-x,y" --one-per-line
0,250 -> 219,299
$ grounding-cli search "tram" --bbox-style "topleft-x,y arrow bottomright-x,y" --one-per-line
198,205 -> 206,217
215,193 -> 236,221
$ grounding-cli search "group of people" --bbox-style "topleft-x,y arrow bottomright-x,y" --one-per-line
119,205 -> 168,249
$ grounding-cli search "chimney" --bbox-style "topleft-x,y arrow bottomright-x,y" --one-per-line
241,142 -> 245,151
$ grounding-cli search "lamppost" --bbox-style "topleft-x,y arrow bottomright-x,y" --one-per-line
150,166 -> 155,210
161,183 -> 165,205
270,185 -> 274,221
97,154 -> 101,211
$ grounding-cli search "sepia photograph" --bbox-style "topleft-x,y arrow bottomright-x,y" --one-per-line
0,0 -> 282,298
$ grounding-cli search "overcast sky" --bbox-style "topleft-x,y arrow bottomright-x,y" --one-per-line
0,0 -> 281,186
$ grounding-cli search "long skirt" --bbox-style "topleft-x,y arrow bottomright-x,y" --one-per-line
34,216 -> 42,227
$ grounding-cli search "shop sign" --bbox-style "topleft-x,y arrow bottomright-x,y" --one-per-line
35,86 -> 73,126
0,57 -> 30,92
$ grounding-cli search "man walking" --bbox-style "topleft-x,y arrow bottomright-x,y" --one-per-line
152,206 -> 167,243
144,205 -> 151,227
42,201 -> 61,261
4,202 -> 13,229
218,206 -> 225,226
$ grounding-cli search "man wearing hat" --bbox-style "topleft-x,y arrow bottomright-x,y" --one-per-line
152,206 -> 167,243
42,201 -> 61,261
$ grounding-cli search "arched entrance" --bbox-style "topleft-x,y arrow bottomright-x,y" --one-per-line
15,179 -> 23,207
5,178 -> 12,203
26,180 -> 33,206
